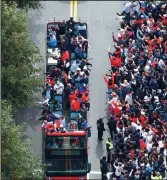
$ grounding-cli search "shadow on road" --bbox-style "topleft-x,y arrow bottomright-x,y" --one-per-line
96,141 -> 105,159
15,106 -> 41,130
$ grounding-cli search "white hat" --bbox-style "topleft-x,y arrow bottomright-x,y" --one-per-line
154,96 -> 159,100
76,67 -> 81,71
80,71 -> 84,76
154,99 -> 159,103
148,60 -> 151,65
144,96 -> 150,101
141,111 -> 145,115
134,69 -> 139,72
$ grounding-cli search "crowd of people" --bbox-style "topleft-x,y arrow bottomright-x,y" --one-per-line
100,1 -> 167,180
38,18 -> 91,134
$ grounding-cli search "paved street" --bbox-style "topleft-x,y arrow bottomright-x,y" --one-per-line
17,1 -> 123,179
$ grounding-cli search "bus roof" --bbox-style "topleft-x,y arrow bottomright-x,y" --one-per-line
46,131 -> 86,136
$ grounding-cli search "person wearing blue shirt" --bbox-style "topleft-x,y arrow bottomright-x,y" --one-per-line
81,119 -> 88,130
79,83 -> 87,92
47,33 -> 57,48
75,45 -> 83,59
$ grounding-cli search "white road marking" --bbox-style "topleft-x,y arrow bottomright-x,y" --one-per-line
87,171 -> 101,179
87,171 -> 113,179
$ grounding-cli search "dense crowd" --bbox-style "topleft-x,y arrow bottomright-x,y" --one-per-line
38,18 -> 91,134
100,1 -> 167,180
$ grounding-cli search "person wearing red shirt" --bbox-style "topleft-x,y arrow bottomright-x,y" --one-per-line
130,114 -> 138,124
159,14 -> 167,26
107,52 -> 122,68
81,92 -> 89,102
139,138 -> 146,150
61,48 -> 69,62
103,74 -> 114,89
140,112 -> 146,127
69,90 -> 77,104
71,97 -> 80,111
81,92 -> 90,111
48,77 -> 54,86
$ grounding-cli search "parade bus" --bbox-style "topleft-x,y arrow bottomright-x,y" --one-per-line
43,18 -> 90,180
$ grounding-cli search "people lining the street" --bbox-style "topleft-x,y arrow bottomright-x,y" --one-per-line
102,1 -> 167,179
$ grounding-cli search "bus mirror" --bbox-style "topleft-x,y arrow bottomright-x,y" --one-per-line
87,163 -> 91,173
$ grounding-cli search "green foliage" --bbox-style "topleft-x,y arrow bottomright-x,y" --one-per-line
4,0 -> 41,9
1,100 -> 44,180
1,2 -> 43,108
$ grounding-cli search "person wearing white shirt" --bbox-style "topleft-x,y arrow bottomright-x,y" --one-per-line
107,96 -> 118,105
157,140 -> 164,153
146,132 -> 153,143
123,1 -> 133,13
147,140 -> 153,153
76,33 -> 87,44
70,60 -> 81,73
131,121 -> 142,131
158,59 -> 165,69
54,81 -> 64,94
114,161 -> 124,178
125,92 -> 133,105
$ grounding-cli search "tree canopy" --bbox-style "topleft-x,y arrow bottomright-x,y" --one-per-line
1,2 -> 43,108
5,0 -> 41,9
1,2 -> 44,179
1,100 -> 44,180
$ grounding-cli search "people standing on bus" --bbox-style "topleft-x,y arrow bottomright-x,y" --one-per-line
100,156 -> 108,180
59,20 -> 66,42
61,47 -> 69,62
67,120 -> 77,131
50,67 -> 62,79
54,80 -> 64,94
47,33 -> 57,48
71,97 -> 80,111
66,17 -> 76,31
97,118 -> 105,141
76,33 -> 87,44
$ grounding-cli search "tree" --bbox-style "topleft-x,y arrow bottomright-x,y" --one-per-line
1,2 -> 43,108
4,0 -> 41,9
1,100 -> 44,180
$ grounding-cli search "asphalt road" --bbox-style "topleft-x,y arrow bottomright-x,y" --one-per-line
17,1 -> 123,179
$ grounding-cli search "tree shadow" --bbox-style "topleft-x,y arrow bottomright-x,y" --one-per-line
15,106 -> 41,131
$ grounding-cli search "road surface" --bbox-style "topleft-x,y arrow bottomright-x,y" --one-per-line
17,1 -> 123,179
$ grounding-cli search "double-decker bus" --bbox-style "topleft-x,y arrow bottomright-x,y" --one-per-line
43,18 -> 91,180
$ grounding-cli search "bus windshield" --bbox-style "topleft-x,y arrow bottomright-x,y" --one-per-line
45,135 -> 86,149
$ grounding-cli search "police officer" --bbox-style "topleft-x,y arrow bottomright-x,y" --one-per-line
107,117 -> 116,140
97,117 -> 105,141
100,156 -> 108,180
106,138 -> 113,163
